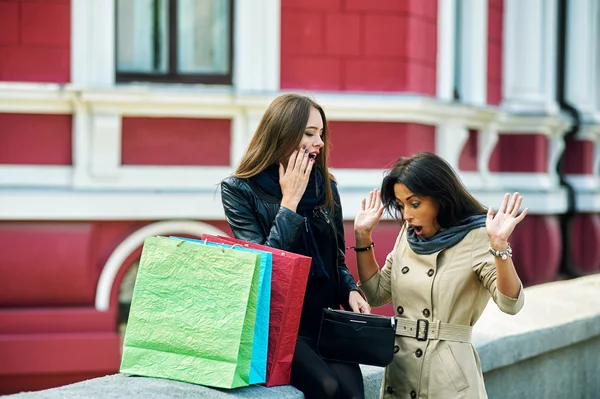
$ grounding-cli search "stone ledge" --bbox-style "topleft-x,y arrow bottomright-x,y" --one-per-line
5,275 -> 599,399
3,366 -> 385,399
472,274 -> 600,372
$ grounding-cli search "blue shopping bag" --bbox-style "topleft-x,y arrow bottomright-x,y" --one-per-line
171,237 -> 272,385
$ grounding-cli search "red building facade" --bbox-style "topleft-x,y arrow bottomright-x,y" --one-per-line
1,0 -> 599,393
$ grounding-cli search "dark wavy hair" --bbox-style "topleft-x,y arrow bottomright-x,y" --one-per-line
381,152 -> 486,228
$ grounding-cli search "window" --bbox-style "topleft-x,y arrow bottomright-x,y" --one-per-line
116,0 -> 233,84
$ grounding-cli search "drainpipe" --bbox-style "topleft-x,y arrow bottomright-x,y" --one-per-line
556,0 -> 584,277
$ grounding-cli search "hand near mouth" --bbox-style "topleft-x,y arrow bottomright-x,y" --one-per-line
279,147 -> 314,213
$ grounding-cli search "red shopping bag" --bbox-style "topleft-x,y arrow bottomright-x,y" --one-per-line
202,234 -> 311,387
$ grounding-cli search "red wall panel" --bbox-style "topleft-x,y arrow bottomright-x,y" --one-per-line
0,308 -> 117,335
280,0 -> 438,95
281,0 -> 342,11
508,215 -> 562,286
121,117 -> 231,166
458,130 -> 479,171
0,0 -> 70,83
325,13 -> 362,56
0,1 -> 20,45
563,140 -> 594,174
487,0 -> 503,105
328,122 -> 435,169
0,223 -> 97,306
21,1 -> 70,47
571,214 -> 600,273
489,134 -> 548,172
0,113 -> 72,165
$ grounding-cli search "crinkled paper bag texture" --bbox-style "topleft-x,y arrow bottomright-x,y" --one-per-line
120,236 -> 260,389
170,236 -> 272,385
201,234 -> 311,386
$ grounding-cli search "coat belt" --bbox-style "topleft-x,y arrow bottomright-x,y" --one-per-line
395,318 -> 472,343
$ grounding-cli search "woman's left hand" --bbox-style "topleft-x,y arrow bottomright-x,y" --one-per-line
486,192 -> 528,247
348,290 -> 371,314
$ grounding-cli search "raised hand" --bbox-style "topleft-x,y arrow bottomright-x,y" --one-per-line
354,189 -> 385,235
279,146 -> 314,212
486,192 -> 528,247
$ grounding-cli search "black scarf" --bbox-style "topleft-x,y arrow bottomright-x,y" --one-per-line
407,214 -> 487,255
254,164 -> 329,279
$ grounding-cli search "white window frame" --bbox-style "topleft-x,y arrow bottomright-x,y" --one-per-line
71,0 -> 280,91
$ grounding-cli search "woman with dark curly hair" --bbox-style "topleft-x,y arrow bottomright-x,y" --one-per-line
354,152 -> 527,399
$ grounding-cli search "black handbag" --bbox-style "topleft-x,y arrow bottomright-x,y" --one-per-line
316,308 -> 396,367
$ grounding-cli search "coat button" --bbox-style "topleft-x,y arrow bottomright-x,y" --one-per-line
401,266 -> 409,274
394,345 -> 400,354
423,308 -> 430,318
410,390 -> 417,398
387,385 -> 394,394
415,349 -> 423,357
396,305 -> 404,315
427,269 -> 434,277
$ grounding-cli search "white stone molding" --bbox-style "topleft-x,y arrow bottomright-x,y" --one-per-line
436,122 -> 470,172
95,220 -> 229,311
0,84 -> 582,216
456,0 -> 488,106
0,190 -> 228,221
565,124 -> 600,212
89,113 -> 121,178
566,0 -> 600,122
436,0 -> 457,101
71,0 -> 115,87
0,166 -> 71,187
503,0 -> 558,114
234,0 -> 281,92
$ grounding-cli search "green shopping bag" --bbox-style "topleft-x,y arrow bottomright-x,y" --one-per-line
120,236 -> 261,389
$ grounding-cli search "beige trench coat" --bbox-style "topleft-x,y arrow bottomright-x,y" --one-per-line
360,224 -> 524,399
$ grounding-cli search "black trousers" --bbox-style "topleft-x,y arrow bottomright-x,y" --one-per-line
290,335 -> 365,399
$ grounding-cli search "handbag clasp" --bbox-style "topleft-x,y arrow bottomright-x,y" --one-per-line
416,319 -> 429,341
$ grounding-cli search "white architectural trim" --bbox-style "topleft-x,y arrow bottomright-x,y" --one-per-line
436,0 -> 456,101
95,220 -> 229,311
457,0 -> 488,106
71,0 -> 115,87
73,166 -> 233,189
90,113 -> 121,178
0,190 -> 227,220
234,0 -> 281,92
502,0 -> 558,114
0,166 -> 71,187
0,83 -> 580,216
566,0 -> 600,121
435,122 -> 470,172
0,83 -> 73,113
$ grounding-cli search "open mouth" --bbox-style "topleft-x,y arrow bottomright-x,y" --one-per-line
412,225 -> 423,236
309,153 -> 318,160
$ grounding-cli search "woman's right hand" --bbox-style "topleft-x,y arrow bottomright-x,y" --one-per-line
279,147 -> 314,212
354,189 -> 385,235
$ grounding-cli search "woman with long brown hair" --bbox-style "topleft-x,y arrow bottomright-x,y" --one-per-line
221,93 -> 369,399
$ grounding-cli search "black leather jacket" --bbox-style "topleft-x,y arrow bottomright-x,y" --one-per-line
220,175 -> 359,310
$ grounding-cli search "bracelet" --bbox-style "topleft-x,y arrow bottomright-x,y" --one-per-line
489,242 -> 512,260
347,242 -> 375,252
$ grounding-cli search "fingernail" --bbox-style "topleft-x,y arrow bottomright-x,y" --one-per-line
310,158 -> 315,162
301,145 -> 306,149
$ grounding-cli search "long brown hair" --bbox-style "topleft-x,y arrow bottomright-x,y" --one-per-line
234,93 -> 334,207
